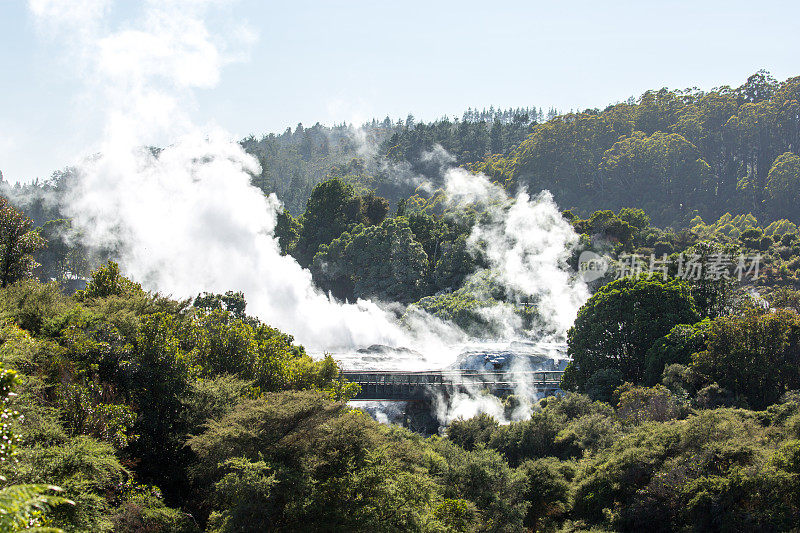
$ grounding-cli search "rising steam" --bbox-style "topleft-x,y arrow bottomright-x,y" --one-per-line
444,168 -> 589,337
27,0 -> 588,379
29,0 -> 413,351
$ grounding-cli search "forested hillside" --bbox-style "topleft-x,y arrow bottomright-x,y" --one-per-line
477,70 -> 800,227
239,106 -> 544,215
2,70 -> 800,531
6,70 -> 799,230
235,70 -> 800,229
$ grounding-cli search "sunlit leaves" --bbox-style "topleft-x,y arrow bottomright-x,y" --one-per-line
0,197 -> 45,288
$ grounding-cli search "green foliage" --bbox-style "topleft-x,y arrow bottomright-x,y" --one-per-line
34,219 -> 91,283
510,112 -> 625,214
564,275 -> 700,391
468,73 -> 800,228
205,457 -> 278,533
293,178 -> 390,267
486,411 -> 564,466
600,131 -> 712,221
409,271 -> 533,335
432,498 -> 477,532
518,457 -> 573,530
125,312 -> 192,492
765,152 -> 800,221
446,413 -> 499,451
385,108 -> 537,169
405,211 -> 477,292
110,486 -> 198,533
570,408 -> 800,531
613,383 -> 686,424
691,308 -> 800,408
182,375 -> 253,435
0,482 -> 73,532
0,365 -> 21,462
190,391 -> 453,531
572,209 -> 636,251
0,270 -> 368,530
312,216 -> 428,303
78,261 -> 142,300
496,395 -> 617,465
764,218 -> 798,238
644,320 -> 710,385
432,439 -> 530,532
446,394 -> 618,471
53,382 -> 136,449
5,435 -> 125,532
765,286 -> 800,311
583,368 -> 623,403
0,362 -> 74,532
240,123 -> 392,216
193,291 -> 247,320
273,209 -> 300,255
0,196 -> 46,288
682,241 -> 740,319
186,308 -> 352,399
617,207 -> 651,234
432,234 -> 476,291
691,211 -> 760,241
186,309 -> 259,377
0,280 -> 79,336
444,395 -> 800,531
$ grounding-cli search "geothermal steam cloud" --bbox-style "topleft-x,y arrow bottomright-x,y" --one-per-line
28,0 -> 587,361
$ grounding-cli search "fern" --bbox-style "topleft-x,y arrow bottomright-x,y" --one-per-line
0,480 -> 74,532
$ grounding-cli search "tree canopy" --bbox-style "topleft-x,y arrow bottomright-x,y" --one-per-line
563,275 -> 700,391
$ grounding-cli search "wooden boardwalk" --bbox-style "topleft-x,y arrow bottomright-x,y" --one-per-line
340,370 -> 564,401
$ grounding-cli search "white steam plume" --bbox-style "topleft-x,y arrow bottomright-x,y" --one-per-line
27,0 -> 587,381
443,167 -> 589,340
28,0 -> 422,352
423,167 -> 588,426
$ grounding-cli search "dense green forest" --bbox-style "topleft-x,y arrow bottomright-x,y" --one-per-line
2,71 -> 800,531
3,251 -> 800,531
238,106 -> 545,216
477,70 -> 800,227
237,69 -> 800,229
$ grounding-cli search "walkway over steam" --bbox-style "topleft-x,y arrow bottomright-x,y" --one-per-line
340,370 -> 564,401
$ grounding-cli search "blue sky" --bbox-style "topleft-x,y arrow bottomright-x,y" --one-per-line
1,0 -> 799,182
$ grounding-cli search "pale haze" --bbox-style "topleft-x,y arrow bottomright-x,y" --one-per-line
17,0 -> 588,368
1,0 -> 798,182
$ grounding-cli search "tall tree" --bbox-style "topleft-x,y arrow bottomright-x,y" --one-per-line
312,217 -> 428,303
0,196 -> 45,287
765,152 -> 800,220
691,308 -> 800,408
294,179 -> 389,267
563,275 -> 700,391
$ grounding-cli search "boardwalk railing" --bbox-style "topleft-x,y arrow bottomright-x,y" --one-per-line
340,370 -> 564,401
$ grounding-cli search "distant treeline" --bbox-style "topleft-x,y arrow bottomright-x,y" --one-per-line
6,70 -> 800,230
238,105 -> 544,215
478,70 -> 800,227
239,70 -> 800,228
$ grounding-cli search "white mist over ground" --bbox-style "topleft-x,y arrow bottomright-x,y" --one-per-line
328,167 -> 589,373
446,167 -> 589,337
29,0 -> 588,422
29,0 -> 420,352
